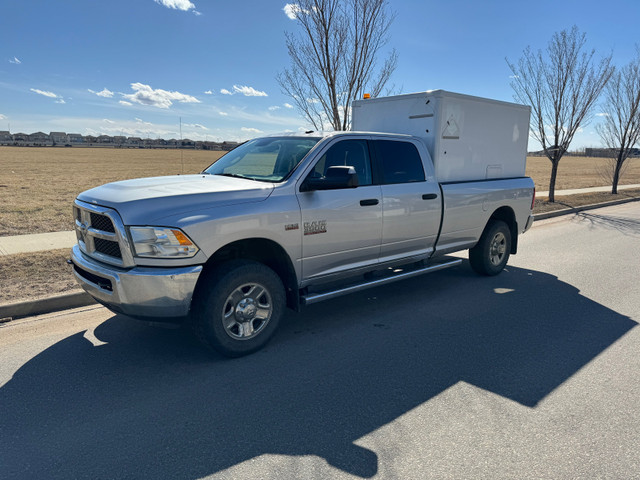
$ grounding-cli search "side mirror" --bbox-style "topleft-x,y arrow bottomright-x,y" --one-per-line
300,166 -> 359,192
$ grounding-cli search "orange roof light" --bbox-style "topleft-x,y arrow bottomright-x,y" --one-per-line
363,93 -> 371,99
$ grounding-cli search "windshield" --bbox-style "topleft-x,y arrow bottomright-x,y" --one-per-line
203,136 -> 321,182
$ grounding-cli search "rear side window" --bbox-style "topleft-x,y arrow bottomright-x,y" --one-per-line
373,140 -> 425,184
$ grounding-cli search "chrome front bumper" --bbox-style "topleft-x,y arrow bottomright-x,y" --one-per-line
70,245 -> 203,318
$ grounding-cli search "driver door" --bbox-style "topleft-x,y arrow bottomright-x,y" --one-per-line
296,138 -> 382,282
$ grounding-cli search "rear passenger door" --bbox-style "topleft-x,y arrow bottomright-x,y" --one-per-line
372,139 -> 442,263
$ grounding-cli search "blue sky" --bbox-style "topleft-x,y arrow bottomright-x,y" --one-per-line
1,0 -> 639,148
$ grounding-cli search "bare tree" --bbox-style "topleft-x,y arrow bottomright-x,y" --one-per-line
278,0 -> 397,131
596,51 -> 640,194
507,26 -> 614,202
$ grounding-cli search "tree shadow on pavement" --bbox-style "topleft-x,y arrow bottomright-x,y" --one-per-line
575,210 -> 640,236
0,263 -> 636,479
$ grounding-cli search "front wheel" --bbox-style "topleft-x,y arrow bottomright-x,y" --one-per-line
191,260 -> 285,357
469,220 -> 511,276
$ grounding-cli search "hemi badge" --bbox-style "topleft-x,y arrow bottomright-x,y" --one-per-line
285,223 -> 299,231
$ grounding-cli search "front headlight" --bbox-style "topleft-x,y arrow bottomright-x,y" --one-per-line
129,226 -> 199,258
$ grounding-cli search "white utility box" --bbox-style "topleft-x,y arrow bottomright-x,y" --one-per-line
351,90 -> 531,183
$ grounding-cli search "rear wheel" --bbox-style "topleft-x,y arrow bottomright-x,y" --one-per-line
469,220 -> 511,276
192,260 -> 285,357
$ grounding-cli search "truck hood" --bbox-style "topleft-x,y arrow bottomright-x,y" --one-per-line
77,174 -> 274,225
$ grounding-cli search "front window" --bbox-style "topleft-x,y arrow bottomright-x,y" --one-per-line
203,136 -> 321,182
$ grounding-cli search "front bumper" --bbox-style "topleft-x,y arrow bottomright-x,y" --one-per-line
70,245 -> 203,319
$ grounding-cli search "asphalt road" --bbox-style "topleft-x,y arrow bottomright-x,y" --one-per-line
1,203 -> 639,480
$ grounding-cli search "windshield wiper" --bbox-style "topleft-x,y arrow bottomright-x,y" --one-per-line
214,173 -> 253,180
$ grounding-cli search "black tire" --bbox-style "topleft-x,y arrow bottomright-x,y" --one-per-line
469,220 -> 511,276
191,260 -> 285,357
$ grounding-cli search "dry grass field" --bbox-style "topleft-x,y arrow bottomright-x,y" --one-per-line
2,147 -> 640,236
526,154 -> 640,191
0,147 -> 224,236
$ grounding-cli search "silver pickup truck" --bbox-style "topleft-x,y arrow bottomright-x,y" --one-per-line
70,130 -> 534,356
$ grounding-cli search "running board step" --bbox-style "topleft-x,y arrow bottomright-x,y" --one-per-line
301,258 -> 462,306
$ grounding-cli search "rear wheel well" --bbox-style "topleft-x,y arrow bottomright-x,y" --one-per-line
197,238 -> 299,311
488,207 -> 518,254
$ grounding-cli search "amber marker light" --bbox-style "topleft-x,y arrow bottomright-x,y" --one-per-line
363,93 -> 371,99
172,229 -> 194,245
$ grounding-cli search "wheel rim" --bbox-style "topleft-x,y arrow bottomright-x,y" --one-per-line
222,283 -> 273,340
489,232 -> 507,266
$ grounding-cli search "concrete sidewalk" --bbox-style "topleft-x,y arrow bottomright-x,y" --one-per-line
0,231 -> 76,256
537,183 -> 640,197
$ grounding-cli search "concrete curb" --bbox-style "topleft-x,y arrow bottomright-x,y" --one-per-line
1,195 -> 639,322
533,195 -> 640,221
0,291 -> 97,322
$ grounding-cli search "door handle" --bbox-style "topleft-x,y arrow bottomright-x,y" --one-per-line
422,193 -> 438,200
360,199 -> 379,206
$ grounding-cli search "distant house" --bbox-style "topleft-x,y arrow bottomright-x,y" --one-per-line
50,132 -> 69,145
0,131 -> 11,145
96,135 -> 113,144
29,132 -> 51,146
68,133 -> 85,144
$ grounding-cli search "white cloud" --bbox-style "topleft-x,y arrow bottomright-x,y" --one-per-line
9,57 -> 21,64
0,114 -> 7,120
283,3 -> 308,20
103,119 -> 116,124
204,90 -> 213,95
233,85 -> 267,97
30,88 -> 59,98
268,106 -> 281,111
122,82 -> 201,108
154,0 -> 196,12
119,100 -> 133,106
184,123 -> 208,130
241,127 -> 263,134
284,103 -> 294,109
55,98 -> 66,104
220,85 -> 268,97
89,88 -> 114,98
218,111 -> 228,116
135,118 -> 152,125
596,112 -> 610,117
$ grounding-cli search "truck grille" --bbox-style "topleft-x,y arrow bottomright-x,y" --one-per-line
74,201 -> 134,267
90,212 -> 115,233
94,237 -> 122,258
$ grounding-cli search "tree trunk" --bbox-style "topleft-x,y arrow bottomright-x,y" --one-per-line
548,161 -> 559,203
612,157 -> 622,194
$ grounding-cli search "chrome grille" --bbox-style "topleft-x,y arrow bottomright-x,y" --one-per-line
74,200 -> 134,267
90,212 -> 115,233
94,237 -> 122,258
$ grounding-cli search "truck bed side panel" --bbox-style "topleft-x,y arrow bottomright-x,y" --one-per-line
435,177 -> 534,256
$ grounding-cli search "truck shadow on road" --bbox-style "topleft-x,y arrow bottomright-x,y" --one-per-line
1,263 -> 636,479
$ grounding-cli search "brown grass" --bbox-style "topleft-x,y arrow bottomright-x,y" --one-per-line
0,147 -> 224,236
526,155 -> 640,191
0,249 -> 77,303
